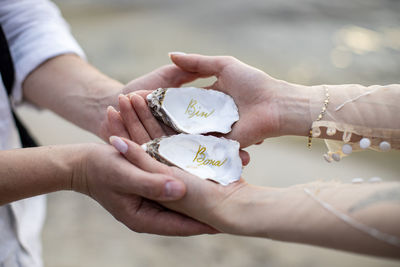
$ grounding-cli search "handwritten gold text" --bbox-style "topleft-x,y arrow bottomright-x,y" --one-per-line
185,99 -> 215,119
193,145 -> 227,167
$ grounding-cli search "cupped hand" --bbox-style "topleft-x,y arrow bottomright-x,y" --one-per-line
111,137 -> 255,235
105,91 -> 251,166
72,142 -> 216,236
99,64 -> 201,141
170,53 -> 285,148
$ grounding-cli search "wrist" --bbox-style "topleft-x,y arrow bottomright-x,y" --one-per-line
275,82 -> 319,137
217,185 -> 281,236
223,185 -> 309,239
69,143 -> 96,196
88,80 -> 124,137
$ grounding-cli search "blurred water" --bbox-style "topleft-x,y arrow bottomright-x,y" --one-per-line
15,0 -> 400,266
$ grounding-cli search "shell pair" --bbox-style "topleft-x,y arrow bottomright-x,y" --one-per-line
142,87 -> 241,185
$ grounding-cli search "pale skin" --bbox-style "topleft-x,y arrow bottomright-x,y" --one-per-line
1,53 -> 218,236
0,144 -> 214,235
110,53 -> 400,257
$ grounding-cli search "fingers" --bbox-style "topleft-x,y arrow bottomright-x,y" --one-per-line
239,149 -> 250,166
111,136 -> 170,174
169,53 -> 235,76
109,136 -> 186,201
124,90 -> 175,138
124,65 -> 203,93
153,64 -> 205,87
128,169 -> 185,201
128,90 -> 152,99
118,94 -> 151,144
106,106 -> 130,139
130,93 -> 165,139
124,200 -> 218,236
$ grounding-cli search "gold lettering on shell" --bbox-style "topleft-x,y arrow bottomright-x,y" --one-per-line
185,99 -> 215,119
193,145 -> 227,167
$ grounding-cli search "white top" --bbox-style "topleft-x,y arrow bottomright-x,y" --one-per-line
0,0 -> 85,266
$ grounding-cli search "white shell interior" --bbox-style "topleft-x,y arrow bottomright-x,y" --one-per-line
156,134 -> 242,186
162,87 -> 239,134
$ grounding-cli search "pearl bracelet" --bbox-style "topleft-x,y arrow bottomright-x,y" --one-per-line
308,86 -> 329,149
324,138 -> 392,163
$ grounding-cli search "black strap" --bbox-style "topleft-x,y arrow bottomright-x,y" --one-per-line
0,25 -> 38,148
0,26 -> 14,93
10,112 -> 38,147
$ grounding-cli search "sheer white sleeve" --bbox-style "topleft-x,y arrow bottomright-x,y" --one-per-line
309,84 -> 400,161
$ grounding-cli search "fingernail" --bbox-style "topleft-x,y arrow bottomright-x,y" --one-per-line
168,51 -> 186,58
164,180 -> 185,199
107,105 -> 117,113
118,94 -> 129,101
109,136 -> 128,154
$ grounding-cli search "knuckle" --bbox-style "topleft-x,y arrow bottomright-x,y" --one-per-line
157,64 -> 173,73
161,166 -> 174,177
142,180 -> 164,199
222,55 -> 237,63
215,56 -> 234,70
193,58 -> 201,72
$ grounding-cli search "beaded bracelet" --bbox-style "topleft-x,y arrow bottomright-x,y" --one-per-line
307,86 -> 329,149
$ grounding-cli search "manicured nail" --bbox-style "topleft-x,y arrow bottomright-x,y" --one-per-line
164,180 -> 185,199
109,136 -> 128,154
168,51 -> 186,58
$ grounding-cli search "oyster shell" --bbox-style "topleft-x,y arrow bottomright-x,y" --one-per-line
142,134 -> 242,186
146,87 -> 239,134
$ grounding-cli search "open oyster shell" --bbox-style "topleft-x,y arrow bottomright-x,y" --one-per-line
142,134 -> 242,186
146,87 -> 239,134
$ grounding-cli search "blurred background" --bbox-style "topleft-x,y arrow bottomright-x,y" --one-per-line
16,0 -> 400,266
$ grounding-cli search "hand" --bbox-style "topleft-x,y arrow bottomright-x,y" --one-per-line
103,139 -> 400,258
169,53 -> 302,147
72,142 -> 216,236
105,91 -> 174,144
99,64 -> 201,141
106,92 -> 251,166
109,136 -> 257,235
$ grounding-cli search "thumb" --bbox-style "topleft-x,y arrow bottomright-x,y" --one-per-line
109,136 -> 186,201
169,52 -> 232,76
124,65 -> 201,93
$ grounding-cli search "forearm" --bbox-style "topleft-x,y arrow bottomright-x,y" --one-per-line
0,144 -> 85,205
232,182 -> 400,258
277,83 -> 400,143
22,54 -> 124,136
